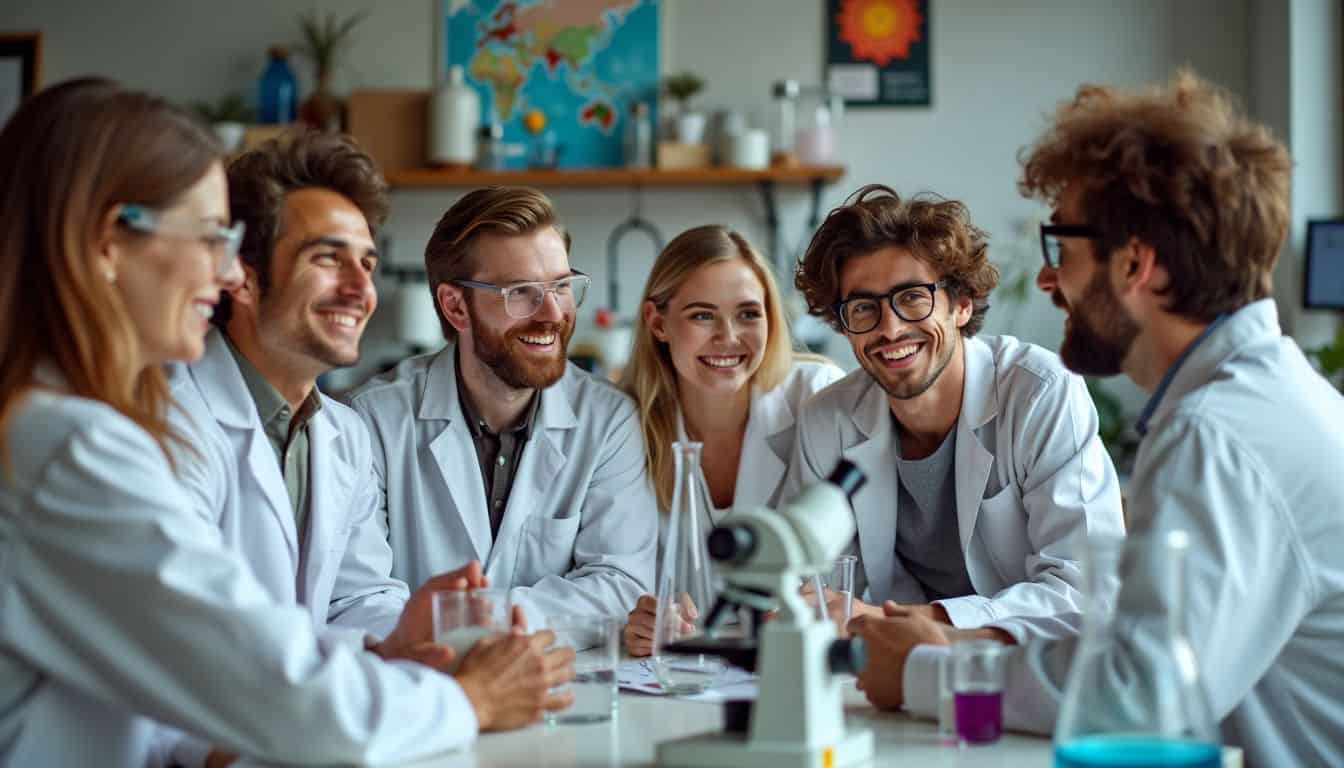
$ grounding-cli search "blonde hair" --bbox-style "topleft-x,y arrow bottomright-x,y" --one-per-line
0,79 -> 221,470
621,225 -> 816,512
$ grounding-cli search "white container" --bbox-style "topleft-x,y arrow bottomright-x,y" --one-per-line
429,65 -> 481,166
726,128 -> 770,170
212,122 -> 246,153
674,111 -> 706,144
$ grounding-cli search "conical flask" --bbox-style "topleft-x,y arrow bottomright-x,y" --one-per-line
651,441 -> 724,694
1054,531 -> 1221,767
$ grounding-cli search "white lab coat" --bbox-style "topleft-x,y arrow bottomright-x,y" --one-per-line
167,330 -> 408,640
0,378 -> 477,768
672,359 -> 845,532
903,300 -> 1344,767
346,346 -> 657,625
784,334 -> 1125,626
159,329 -> 417,765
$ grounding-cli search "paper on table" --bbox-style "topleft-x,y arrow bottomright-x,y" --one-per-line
617,659 -> 758,701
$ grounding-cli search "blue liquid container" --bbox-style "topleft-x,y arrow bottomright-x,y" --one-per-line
258,47 -> 298,124
1055,736 -> 1221,767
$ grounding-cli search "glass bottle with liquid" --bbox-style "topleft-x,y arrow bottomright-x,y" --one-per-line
651,441 -> 723,694
1053,531 -> 1221,768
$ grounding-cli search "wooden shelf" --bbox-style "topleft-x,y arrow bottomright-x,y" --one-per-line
386,165 -> 846,190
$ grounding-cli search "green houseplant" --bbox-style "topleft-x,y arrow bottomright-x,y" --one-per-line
296,10 -> 367,131
192,93 -> 255,152
662,71 -> 706,144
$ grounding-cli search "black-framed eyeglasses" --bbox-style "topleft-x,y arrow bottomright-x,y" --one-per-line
453,270 -> 591,319
1039,223 -> 1101,269
831,280 -> 946,334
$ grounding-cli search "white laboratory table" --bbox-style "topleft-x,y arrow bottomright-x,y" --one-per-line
238,685 -> 1243,767
391,685 -> 1053,768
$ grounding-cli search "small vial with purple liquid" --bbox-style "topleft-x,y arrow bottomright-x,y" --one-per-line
951,639 -> 1005,745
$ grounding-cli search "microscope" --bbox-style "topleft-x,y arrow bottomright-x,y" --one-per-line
656,461 -> 875,768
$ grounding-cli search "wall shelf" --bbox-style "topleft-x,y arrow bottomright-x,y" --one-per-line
385,165 -> 845,189
385,166 -> 847,281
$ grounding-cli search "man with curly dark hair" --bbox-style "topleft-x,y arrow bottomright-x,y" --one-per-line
161,133 -> 574,766
783,183 -> 1123,635
849,72 -> 1344,767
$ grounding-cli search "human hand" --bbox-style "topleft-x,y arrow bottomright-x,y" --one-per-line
373,561 -> 487,661
847,601 -> 951,710
204,749 -> 238,768
455,630 -> 577,731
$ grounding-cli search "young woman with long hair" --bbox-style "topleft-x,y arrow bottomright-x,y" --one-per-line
0,79 -> 569,766
619,224 -> 843,655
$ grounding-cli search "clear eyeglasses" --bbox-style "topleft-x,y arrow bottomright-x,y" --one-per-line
117,203 -> 245,277
454,270 -> 591,319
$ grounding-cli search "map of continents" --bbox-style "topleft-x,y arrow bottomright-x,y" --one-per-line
446,0 -> 659,168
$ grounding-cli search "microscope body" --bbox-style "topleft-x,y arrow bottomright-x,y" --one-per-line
656,465 -> 875,768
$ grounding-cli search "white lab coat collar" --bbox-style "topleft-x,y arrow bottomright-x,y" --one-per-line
842,336 -> 999,596
1144,299 -> 1281,431
419,345 -> 577,567
672,379 -> 796,515
189,329 -> 354,582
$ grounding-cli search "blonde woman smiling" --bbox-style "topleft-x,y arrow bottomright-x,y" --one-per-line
620,225 -> 843,655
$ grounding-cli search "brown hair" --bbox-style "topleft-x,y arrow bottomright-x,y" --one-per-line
0,78 -> 222,467
423,186 -> 570,342
1019,69 -> 1292,321
796,184 -> 998,337
214,131 -> 389,326
621,225 -> 818,512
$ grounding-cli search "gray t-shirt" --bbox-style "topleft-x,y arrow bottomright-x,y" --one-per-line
893,428 -> 976,602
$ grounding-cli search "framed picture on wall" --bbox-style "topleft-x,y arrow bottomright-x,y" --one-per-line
0,33 -> 41,128
826,0 -> 930,107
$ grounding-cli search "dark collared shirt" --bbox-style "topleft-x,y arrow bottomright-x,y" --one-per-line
455,352 -> 539,539
227,336 -> 322,539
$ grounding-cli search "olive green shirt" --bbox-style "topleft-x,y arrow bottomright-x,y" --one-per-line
226,337 -> 321,539
454,351 -> 539,540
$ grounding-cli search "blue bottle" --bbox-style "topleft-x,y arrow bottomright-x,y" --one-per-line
258,47 -> 298,124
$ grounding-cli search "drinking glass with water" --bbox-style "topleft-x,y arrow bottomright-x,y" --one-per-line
544,615 -> 620,725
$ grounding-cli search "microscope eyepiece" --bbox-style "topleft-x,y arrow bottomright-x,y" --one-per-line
826,460 -> 867,502
707,524 -> 756,564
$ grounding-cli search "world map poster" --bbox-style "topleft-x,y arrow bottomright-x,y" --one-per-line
826,0 -> 930,107
444,0 -> 659,168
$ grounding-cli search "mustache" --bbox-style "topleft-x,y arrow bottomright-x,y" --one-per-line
509,321 -> 568,338
1051,291 -> 1068,310
863,332 -> 929,357
313,299 -> 367,315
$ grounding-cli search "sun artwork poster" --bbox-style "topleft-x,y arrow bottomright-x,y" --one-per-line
442,0 -> 659,168
826,0 -> 930,107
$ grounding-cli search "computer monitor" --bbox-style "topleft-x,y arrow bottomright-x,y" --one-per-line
1304,219 -> 1344,310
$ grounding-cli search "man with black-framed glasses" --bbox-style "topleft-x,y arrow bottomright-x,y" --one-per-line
783,183 -> 1124,642
347,187 -> 655,628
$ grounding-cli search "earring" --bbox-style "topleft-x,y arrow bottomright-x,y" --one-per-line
103,267 -> 116,284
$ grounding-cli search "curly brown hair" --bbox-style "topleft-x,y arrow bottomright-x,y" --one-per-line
1019,69 -> 1291,322
214,131 -> 389,326
795,184 -> 999,337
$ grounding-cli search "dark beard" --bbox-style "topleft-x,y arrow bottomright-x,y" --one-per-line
1058,269 -> 1138,376
471,311 -> 574,389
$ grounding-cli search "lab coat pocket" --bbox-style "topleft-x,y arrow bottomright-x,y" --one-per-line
513,514 -> 581,587
976,485 -> 1030,581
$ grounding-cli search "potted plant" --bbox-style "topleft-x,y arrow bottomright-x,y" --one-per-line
193,93 -> 255,152
662,71 -> 706,144
296,9 -> 367,132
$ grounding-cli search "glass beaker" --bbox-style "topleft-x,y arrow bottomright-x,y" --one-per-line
651,441 -> 723,694
1053,531 -> 1221,768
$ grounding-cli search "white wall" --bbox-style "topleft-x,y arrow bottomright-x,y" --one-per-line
7,0 -> 1274,408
